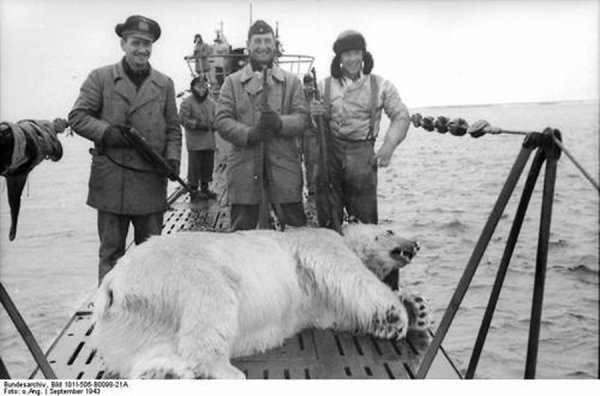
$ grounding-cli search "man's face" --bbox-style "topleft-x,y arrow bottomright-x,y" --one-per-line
193,81 -> 208,96
247,32 -> 276,65
340,49 -> 363,76
121,35 -> 153,69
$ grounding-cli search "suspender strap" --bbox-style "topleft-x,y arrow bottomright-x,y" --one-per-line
365,74 -> 379,143
323,75 -> 379,143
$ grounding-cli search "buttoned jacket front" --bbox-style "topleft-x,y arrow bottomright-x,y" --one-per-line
68,61 -> 181,214
215,63 -> 309,204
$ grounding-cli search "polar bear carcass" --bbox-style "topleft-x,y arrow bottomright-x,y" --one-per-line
92,223 -> 428,379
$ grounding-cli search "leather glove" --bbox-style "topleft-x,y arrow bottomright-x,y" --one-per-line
166,159 -> 180,180
259,109 -> 282,134
102,126 -> 130,148
247,126 -> 265,144
247,125 -> 276,144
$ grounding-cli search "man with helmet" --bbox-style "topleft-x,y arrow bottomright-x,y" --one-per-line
311,30 -> 411,287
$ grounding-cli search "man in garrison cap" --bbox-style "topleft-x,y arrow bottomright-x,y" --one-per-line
215,20 -> 310,230
310,30 -> 411,289
68,15 -> 182,283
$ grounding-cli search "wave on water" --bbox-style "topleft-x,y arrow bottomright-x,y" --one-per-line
440,219 -> 469,232
567,264 -> 599,276
551,261 -> 599,276
548,239 -> 570,248
566,312 -> 591,322
566,370 -> 596,379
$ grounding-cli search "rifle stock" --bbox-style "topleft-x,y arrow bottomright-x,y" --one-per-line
121,127 -> 194,194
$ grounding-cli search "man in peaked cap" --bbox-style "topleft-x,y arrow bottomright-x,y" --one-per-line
310,29 -> 411,289
115,15 -> 161,42
69,15 -> 182,284
215,20 -> 310,230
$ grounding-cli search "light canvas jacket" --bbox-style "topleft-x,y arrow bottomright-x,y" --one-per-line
322,73 -> 410,141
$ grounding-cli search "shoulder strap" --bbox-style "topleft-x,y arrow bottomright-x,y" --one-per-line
280,74 -> 288,115
366,74 -> 379,142
323,77 -> 332,115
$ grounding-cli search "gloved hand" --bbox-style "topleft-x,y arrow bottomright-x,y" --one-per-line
259,109 -> 282,134
247,126 -> 264,144
246,125 -> 275,144
196,122 -> 212,132
166,159 -> 180,180
309,100 -> 327,117
102,126 -> 130,148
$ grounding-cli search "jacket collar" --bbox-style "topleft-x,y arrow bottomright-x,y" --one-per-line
340,71 -> 367,89
240,63 -> 284,84
111,61 -> 167,115
112,61 -> 167,87
240,63 -> 284,96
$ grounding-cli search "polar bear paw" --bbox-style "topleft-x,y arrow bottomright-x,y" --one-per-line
131,356 -> 195,379
397,291 -> 432,350
399,292 -> 430,331
370,303 -> 409,340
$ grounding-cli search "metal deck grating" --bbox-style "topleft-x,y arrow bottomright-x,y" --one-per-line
31,187 -> 461,379
32,309 -> 460,379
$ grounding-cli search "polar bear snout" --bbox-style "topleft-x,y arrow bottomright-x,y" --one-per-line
390,240 -> 420,265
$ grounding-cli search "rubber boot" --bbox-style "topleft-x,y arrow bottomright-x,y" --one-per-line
190,187 -> 209,201
201,182 -> 217,200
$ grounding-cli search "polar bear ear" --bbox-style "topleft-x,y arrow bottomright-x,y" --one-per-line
347,216 -> 361,224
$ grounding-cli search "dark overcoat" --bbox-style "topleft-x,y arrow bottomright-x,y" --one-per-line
69,61 -> 181,214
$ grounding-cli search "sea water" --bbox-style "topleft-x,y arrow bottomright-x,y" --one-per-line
0,101 -> 598,379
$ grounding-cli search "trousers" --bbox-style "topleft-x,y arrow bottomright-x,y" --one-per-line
314,137 -> 399,289
315,137 -> 378,228
97,210 -> 164,284
187,149 -> 214,190
230,203 -> 307,231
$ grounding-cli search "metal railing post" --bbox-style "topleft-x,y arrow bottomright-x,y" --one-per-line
416,145 -> 533,378
0,282 -> 57,379
525,129 -> 561,379
466,148 -> 546,378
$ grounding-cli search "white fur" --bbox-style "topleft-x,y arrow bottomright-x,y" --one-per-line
92,224 -> 419,379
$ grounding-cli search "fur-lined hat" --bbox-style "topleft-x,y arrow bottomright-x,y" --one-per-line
330,30 -> 373,78
333,30 -> 366,55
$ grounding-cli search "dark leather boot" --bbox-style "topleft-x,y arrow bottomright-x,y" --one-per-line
201,182 -> 217,199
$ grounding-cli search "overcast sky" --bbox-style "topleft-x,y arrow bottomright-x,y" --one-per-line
1,0 -> 598,121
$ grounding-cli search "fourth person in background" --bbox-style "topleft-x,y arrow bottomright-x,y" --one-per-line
179,76 -> 218,200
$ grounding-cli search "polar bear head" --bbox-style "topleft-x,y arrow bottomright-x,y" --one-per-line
341,223 -> 420,280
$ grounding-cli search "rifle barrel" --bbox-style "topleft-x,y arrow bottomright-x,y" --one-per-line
310,68 -> 341,233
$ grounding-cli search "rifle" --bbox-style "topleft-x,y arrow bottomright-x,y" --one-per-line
310,68 -> 341,233
257,68 -> 272,229
120,127 -> 194,194
257,68 -> 285,231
